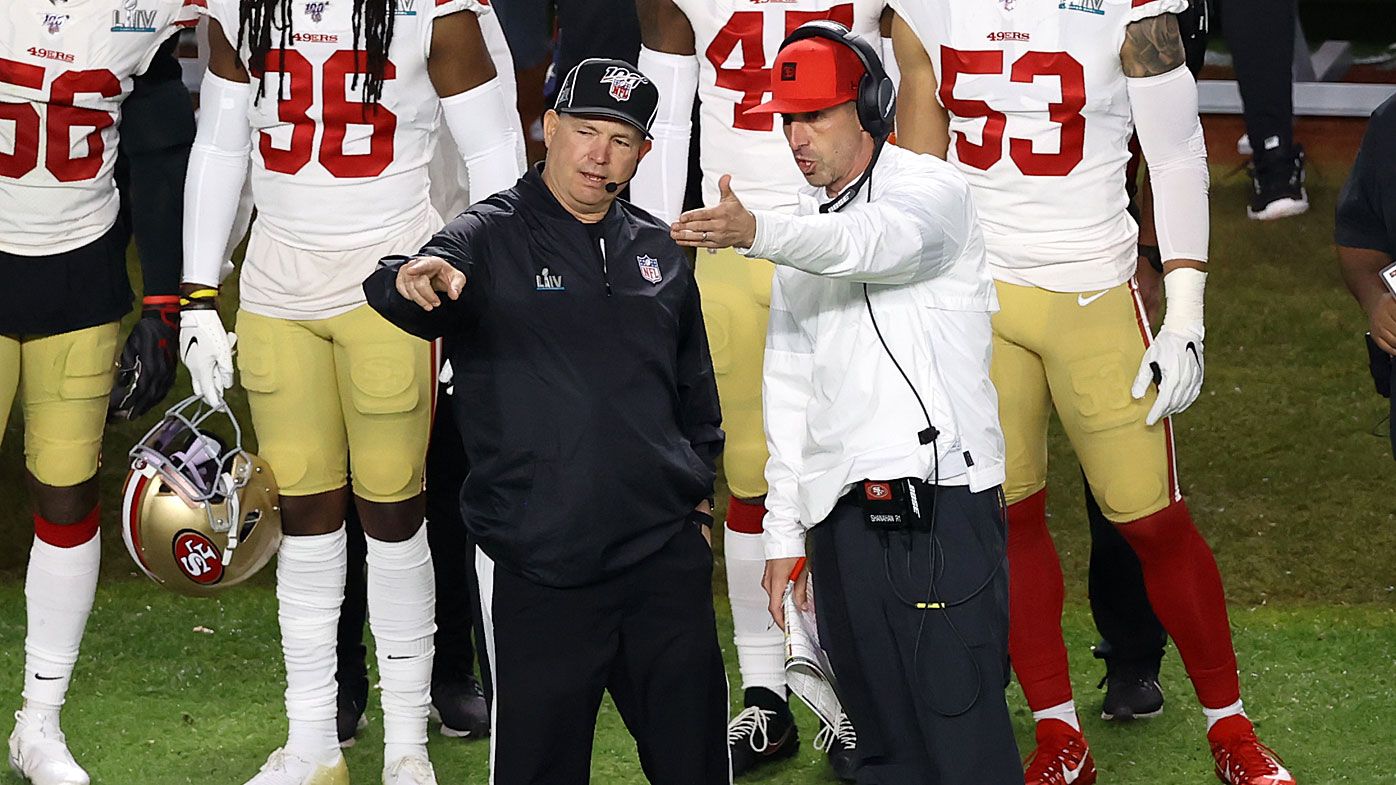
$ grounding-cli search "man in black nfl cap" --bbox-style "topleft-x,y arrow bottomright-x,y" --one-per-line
363,58 -> 729,785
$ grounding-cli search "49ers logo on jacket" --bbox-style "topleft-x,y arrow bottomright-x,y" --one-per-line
600,66 -> 648,102
173,530 -> 225,585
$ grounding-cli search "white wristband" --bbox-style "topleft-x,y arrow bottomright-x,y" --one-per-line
1161,267 -> 1207,339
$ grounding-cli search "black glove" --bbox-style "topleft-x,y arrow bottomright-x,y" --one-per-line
108,296 -> 179,422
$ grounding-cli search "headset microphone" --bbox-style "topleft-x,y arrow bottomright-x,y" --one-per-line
604,175 -> 634,194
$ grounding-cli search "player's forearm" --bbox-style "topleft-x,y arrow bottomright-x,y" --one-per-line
630,47 -> 698,224
1129,66 -> 1209,268
441,78 -> 525,203
182,71 -> 253,288
123,70 -> 195,297
1339,245 -> 1395,315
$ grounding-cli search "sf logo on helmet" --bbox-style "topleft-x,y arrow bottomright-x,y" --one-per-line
600,66 -> 648,102
174,530 -> 225,586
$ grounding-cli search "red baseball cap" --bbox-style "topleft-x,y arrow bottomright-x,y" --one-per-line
745,37 -> 866,117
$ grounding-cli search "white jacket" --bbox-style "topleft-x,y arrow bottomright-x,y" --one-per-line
748,144 -> 1006,560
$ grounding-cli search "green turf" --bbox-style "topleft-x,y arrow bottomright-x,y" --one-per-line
0,582 -> 1391,784
1,164 -> 1393,782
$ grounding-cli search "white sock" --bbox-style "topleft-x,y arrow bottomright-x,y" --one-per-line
278,529 -> 347,764
1203,699 -> 1246,731
1033,700 -> 1080,731
724,527 -> 786,697
367,526 -> 435,762
22,533 -> 100,715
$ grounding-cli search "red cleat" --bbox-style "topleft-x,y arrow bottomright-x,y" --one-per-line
1208,715 -> 1297,785
1024,719 -> 1097,785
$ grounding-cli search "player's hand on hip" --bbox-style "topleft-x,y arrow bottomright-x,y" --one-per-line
1132,327 -> 1204,426
672,174 -> 757,250
179,309 -> 237,408
397,255 -> 466,311
762,556 -> 806,632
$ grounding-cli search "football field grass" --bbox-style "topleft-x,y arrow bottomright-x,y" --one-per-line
1,161 -> 1394,784
0,584 -> 1391,785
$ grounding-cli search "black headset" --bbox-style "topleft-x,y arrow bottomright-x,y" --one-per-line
779,20 -> 896,140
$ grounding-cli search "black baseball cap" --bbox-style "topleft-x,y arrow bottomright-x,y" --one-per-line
554,58 -> 658,139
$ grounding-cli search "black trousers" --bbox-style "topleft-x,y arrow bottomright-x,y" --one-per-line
477,525 -> 729,785
810,485 -> 1020,785
1214,0 -> 1298,151
1084,476 -> 1168,669
337,386 -> 481,693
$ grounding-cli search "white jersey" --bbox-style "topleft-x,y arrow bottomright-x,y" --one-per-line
890,0 -> 1186,292
207,0 -> 487,319
674,0 -> 885,214
0,0 -> 201,256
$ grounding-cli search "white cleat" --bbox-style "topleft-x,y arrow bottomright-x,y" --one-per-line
8,711 -> 89,785
243,748 -> 349,785
383,755 -> 438,785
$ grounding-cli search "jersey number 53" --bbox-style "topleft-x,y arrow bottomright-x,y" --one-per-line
939,47 -> 1087,177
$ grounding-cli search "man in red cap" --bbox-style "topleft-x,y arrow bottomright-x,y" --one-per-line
673,22 -> 1023,785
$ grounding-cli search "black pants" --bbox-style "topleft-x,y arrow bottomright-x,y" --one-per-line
337,387 -> 481,694
1214,0 -> 1298,151
810,485 -> 1020,785
477,525 -> 728,785
1084,476 -> 1168,670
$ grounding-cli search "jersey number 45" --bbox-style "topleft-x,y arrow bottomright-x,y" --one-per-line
707,4 -> 855,132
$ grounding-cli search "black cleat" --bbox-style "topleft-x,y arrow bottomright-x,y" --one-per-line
1247,141 -> 1309,221
815,712 -> 858,782
728,687 -> 799,778
336,677 -> 369,748
1096,657 -> 1165,721
431,675 -> 490,739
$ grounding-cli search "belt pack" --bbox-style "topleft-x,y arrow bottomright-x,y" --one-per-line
844,478 -> 934,532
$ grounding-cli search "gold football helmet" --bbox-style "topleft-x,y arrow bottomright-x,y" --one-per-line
121,396 -> 282,596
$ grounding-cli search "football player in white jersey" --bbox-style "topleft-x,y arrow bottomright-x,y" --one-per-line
178,1 -> 523,783
891,2 -> 1295,784
630,0 -> 886,778
0,3 -> 201,783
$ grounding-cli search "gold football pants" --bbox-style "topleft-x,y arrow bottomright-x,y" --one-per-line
235,305 -> 434,503
697,247 -> 774,500
992,279 -> 1179,522
0,323 -> 120,487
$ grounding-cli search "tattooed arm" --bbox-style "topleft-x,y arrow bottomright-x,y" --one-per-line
1120,14 -> 1187,78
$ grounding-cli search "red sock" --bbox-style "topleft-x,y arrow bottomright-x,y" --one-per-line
1006,490 -> 1074,711
34,506 -> 99,548
725,496 -> 766,534
1117,500 -> 1241,709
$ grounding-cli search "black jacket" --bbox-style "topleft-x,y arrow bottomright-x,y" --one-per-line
365,166 -> 723,587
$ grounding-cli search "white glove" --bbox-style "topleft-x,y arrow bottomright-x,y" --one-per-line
180,310 -> 237,407
1131,267 -> 1206,426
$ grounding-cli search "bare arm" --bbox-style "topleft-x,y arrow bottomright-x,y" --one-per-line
890,13 -> 948,159
1339,245 -> 1396,354
427,10 -> 498,97
636,0 -> 695,55
206,18 -> 250,83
